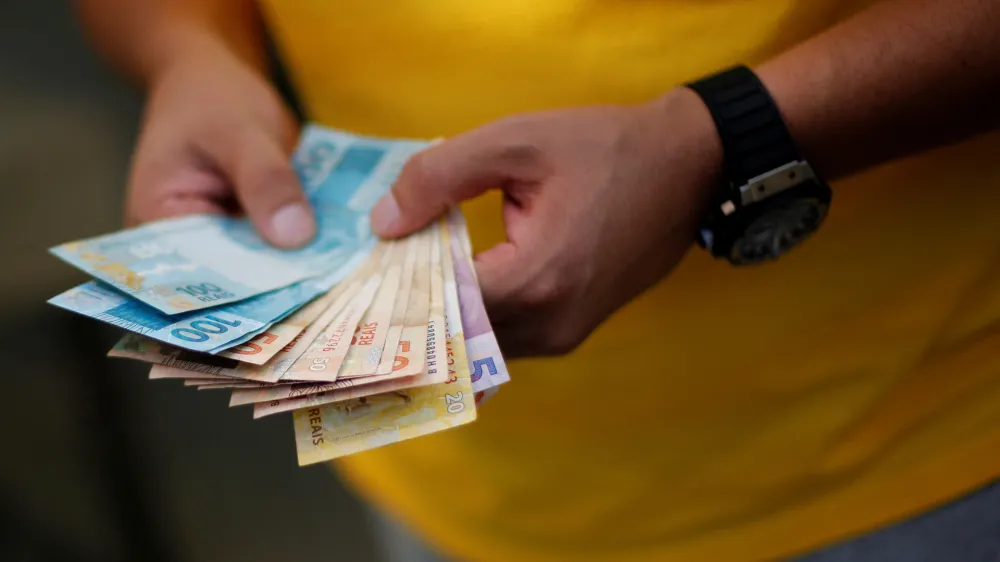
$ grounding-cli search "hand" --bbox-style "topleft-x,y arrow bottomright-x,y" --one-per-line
126,28 -> 315,248
371,89 -> 723,358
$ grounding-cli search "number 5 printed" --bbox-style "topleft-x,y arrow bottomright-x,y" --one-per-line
470,357 -> 497,383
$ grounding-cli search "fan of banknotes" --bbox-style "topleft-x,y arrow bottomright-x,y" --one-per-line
47,125 -> 509,466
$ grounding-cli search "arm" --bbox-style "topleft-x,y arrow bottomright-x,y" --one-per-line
76,0 -> 315,248
370,0 -> 1000,357
76,0 -> 269,84
757,0 -> 1000,179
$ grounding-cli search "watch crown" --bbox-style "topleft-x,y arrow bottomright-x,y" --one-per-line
698,229 -> 715,250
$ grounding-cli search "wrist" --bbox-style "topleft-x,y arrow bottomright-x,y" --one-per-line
143,19 -> 269,89
641,87 -> 725,217
679,66 -> 833,264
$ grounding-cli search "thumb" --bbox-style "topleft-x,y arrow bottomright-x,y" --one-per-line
218,130 -> 316,248
371,128 -> 513,238
472,241 -> 521,315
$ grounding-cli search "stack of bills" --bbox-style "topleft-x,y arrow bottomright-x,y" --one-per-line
47,125 -> 509,466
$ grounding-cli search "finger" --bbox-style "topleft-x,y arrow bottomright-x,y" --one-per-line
129,196 -> 226,227
215,130 -> 316,248
371,124 -> 524,238
127,137 -> 231,226
473,241 -> 521,319
489,306 -> 562,359
126,198 -> 225,228
490,317 -> 537,359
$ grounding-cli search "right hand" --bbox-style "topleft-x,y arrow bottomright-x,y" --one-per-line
126,28 -> 316,248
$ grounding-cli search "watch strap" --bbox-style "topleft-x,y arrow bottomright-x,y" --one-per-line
686,65 -> 802,190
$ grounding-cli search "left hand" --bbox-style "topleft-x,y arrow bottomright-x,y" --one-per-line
371,88 -> 722,358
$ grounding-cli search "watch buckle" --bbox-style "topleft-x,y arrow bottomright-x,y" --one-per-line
738,161 -> 816,206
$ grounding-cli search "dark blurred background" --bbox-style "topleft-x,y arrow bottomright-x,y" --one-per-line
0,1 -> 377,560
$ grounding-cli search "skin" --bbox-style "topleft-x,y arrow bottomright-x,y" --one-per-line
126,28 -> 311,245
78,0 -> 1000,358
78,0 -> 316,246
371,95 -> 722,356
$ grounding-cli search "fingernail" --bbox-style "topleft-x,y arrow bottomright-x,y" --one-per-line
371,193 -> 401,236
270,202 -> 316,247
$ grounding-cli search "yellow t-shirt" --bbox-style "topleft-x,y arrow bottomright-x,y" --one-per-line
258,1 -> 1000,560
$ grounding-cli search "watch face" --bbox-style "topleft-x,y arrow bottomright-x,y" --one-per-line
729,197 -> 829,265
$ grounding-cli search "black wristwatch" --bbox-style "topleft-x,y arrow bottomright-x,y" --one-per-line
686,65 -> 831,265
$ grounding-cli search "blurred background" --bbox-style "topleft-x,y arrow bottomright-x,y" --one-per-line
0,1 -> 378,560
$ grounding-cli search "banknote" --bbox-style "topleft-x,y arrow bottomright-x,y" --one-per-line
118,272 -> 351,368
52,246 -> 370,353
262,246 -> 389,381
147,366 -> 230,381
251,372 -> 414,417
148,365 -> 290,390
184,379 -> 266,388
375,236 -> 419,375
230,380 -> 322,407
194,381 -> 280,390
232,370 -> 403,410
440,216 -> 467,353
338,243 -> 403,379
294,126 -> 427,217
120,263 -> 367,384
115,336 -> 289,383
376,222 -> 444,383
388,228 -> 432,378
291,336 -> 475,465
279,275 -> 382,382
291,223 -> 477,464
51,128 -> 428,315
424,222 -> 448,384
446,208 -> 510,392
214,279 -> 346,365
475,386 -> 500,406
49,215 -> 315,315
111,244 -> 391,383
46,125 -> 505,465
195,383 -> 267,390
195,383 -> 247,390
179,378 -> 236,385
253,221 -> 452,417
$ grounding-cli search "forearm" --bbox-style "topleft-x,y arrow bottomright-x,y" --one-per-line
755,0 -> 1000,180
75,0 -> 269,84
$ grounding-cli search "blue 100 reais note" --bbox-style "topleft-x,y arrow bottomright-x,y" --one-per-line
48,246 -> 371,353
49,126 -> 428,315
